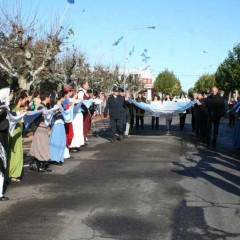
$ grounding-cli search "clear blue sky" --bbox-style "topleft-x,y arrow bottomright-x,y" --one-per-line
2,0 -> 240,91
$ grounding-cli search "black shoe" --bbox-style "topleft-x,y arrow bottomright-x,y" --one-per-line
50,161 -> 63,166
0,196 -> 9,201
118,135 -> 123,141
44,163 -> 52,172
38,162 -> 47,173
111,136 -> 117,143
29,162 -> 39,171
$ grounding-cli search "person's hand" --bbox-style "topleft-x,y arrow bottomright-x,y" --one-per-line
220,117 -> 225,122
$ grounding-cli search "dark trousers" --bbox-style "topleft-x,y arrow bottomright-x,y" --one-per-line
0,130 -> 9,153
207,116 -> 221,146
191,111 -> 195,131
179,113 -> 186,130
152,116 -> 159,130
229,113 -> 235,125
165,113 -> 173,130
122,113 -> 127,132
110,118 -> 123,137
194,114 -> 201,135
136,116 -> 144,129
200,114 -> 208,141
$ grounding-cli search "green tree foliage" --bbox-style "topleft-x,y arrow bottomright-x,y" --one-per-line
154,69 -> 182,95
215,44 -> 240,92
194,73 -> 216,93
188,87 -> 195,99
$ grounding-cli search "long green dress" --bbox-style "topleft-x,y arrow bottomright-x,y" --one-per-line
7,106 -> 23,179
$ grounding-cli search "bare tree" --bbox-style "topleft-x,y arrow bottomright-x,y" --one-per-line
0,3 -> 72,89
125,73 -> 143,97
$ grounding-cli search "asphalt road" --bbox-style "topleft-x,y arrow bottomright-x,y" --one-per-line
0,114 -> 239,240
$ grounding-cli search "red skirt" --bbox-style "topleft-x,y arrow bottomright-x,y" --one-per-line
83,113 -> 91,140
65,122 -> 74,147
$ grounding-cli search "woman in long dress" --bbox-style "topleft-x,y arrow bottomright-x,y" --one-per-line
49,92 -> 66,164
7,91 -> 28,181
30,91 -> 52,172
69,90 -> 84,152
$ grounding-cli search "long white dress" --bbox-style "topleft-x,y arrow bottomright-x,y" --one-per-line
69,103 -> 84,148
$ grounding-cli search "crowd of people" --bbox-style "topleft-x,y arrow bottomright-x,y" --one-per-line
0,76 -> 239,202
0,79 -> 108,201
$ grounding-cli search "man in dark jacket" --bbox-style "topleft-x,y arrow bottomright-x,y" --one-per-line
104,86 -> 126,142
205,86 -> 226,148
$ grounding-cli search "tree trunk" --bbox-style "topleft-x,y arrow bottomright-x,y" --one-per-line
18,76 -> 27,90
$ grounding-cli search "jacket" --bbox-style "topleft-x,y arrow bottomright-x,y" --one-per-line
104,95 -> 126,119
206,93 -> 226,118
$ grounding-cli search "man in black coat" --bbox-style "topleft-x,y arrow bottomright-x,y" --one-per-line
205,86 -> 226,148
104,86 -> 126,142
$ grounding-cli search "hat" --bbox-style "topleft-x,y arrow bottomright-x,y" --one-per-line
0,79 -> 10,90
112,86 -> 119,92
64,85 -> 73,91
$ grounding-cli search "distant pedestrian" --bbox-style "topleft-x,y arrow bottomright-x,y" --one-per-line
151,94 -> 161,130
164,93 -> 173,134
104,86 -> 126,143
205,86 -> 226,148
135,92 -> 146,130
228,97 -> 236,125
178,93 -> 189,131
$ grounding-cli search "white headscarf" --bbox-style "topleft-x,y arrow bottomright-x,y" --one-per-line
0,87 -> 10,104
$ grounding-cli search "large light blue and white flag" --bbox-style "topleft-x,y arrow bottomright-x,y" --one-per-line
228,101 -> 240,113
130,99 -> 197,114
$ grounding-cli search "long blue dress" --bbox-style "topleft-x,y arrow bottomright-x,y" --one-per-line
49,112 -> 66,163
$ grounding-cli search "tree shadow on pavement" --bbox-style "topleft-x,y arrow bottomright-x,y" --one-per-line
172,199 -> 240,240
172,134 -> 240,197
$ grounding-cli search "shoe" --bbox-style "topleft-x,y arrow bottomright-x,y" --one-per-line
111,136 -> 117,143
10,178 -> 20,182
166,130 -> 170,135
51,161 -> 63,166
38,162 -> 47,173
0,196 -> 9,201
118,135 -> 123,141
44,163 -> 52,172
